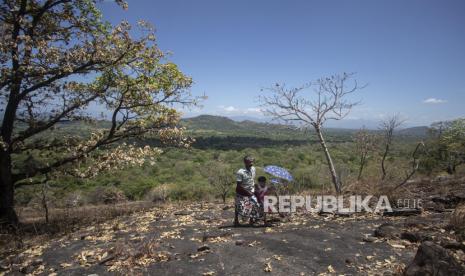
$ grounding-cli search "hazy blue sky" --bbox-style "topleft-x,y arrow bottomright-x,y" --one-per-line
99,0 -> 465,127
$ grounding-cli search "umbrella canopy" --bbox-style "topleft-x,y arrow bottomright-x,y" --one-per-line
264,165 -> 293,182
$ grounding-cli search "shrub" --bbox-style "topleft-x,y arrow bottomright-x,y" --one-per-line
89,186 -> 127,205
205,162 -> 235,203
291,167 -> 320,192
62,191 -> 87,208
173,160 -> 195,177
169,182 -> 212,201
145,184 -> 172,203
450,203 -> 465,231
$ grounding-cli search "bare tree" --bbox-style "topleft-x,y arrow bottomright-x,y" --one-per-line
354,127 -> 377,180
260,73 -> 364,193
391,141 -> 426,191
206,162 -> 234,203
380,115 -> 404,180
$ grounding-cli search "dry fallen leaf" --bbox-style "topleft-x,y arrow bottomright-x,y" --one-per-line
159,229 -> 183,240
208,236 -> 229,243
264,262 -> 272,272
190,237 -> 203,243
190,253 -> 200,259
60,263 -> 72,268
264,227 -> 274,233
248,240 -> 260,247
387,240 -> 406,249
327,264 -> 335,273
32,264 -> 45,275
23,245 -> 47,257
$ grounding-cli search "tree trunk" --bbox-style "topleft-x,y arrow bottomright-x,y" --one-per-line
452,154 -> 459,174
315,126 -> 341,193
1,82 -> 21,226
358,155 -> 366,181
447,156 -> 454,175
381,143 -> 389,180
42,182 -> 49,224
0,151 -> 18,225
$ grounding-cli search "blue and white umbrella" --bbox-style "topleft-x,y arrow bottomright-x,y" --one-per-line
264,165 -> 293,182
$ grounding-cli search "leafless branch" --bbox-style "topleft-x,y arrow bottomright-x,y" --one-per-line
259,73 -> 365,193
391,142 -> 426,191
380,114 -> 405,180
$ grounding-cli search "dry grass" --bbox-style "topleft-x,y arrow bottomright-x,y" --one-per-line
450,203 -> 465,230
0,201 -> 156,259
344,174 -> 465,207
343,177 -> 383,195
144,184 -> 172,203
17,201 -> 153,228
104,237 -> 171,273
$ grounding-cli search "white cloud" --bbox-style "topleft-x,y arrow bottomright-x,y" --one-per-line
224,106 -> 237,112
344,116 -> 361,120
217,105 -> 263,116
245,107 -> 262,114
218,105 -> 238,112
423,98 -> 447,104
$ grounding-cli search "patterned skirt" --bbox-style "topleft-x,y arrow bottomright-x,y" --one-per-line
235,194 -> 262,219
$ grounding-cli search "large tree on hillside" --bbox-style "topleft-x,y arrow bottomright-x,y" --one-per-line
0,0 -> 198,225
428,118 -> 465,174
260,73 -> 364,193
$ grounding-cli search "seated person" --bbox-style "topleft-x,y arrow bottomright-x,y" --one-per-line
255,176 -> 275,225
254,176 -> 269,205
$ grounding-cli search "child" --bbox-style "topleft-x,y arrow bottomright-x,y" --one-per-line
255,176 -> 269,205
255,176 -> 273,225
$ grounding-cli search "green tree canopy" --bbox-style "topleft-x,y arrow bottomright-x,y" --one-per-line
0,0 -> 198,224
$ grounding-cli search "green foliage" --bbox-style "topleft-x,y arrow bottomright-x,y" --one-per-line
88,186 -> 127,205
1,0 -> 200,223
169,182 -> 213,201
441,119 -> 465,154
204,161 -> 235,202
421,118 -> 465,174
14,115 -> 448,205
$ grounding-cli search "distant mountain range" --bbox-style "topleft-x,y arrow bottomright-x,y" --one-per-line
396,126 -> 430,137
12,114 -> 429,141
180,115 -> 309,139
180,115 -> 430,138
184,114 -> 429,130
